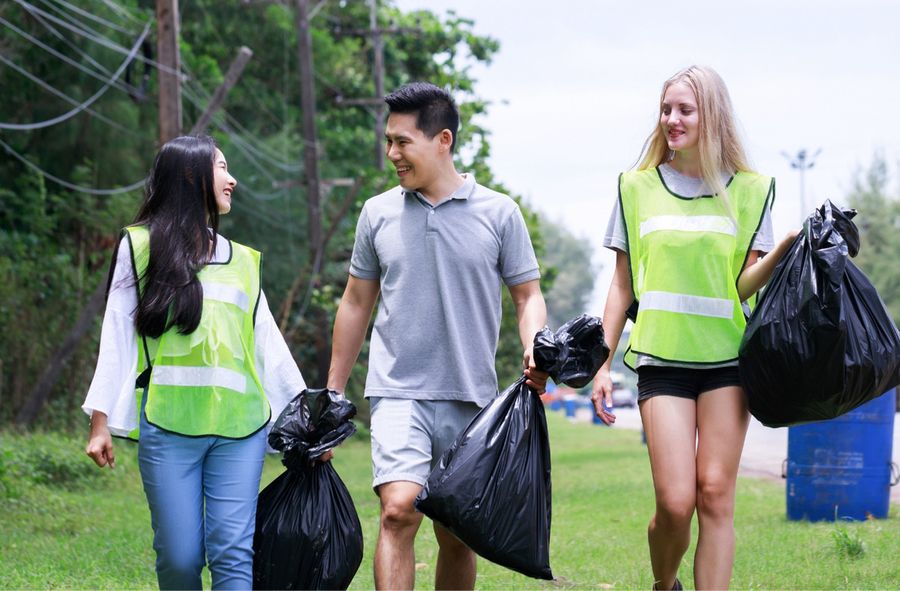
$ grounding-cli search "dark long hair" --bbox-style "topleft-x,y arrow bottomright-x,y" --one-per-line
133,135 -> 220,338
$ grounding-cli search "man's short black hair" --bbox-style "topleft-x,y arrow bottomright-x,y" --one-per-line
384,82 -> 459,152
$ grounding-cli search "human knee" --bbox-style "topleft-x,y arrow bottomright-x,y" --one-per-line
380,497 -> 421,532
696,476 -> 735,520
156,547 -> 204,589
655,490 -> 696,528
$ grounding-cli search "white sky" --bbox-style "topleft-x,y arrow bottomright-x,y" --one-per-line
394,0 -> 900,313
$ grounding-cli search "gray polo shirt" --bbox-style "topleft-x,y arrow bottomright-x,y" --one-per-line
349,173 -> 540,406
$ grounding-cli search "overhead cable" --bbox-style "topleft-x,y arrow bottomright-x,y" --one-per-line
97,0 -> 144,24
0,22 -> 150,131
0,15 -> 140,97
13,0 -> 187,80
43,0 -> 136,35
0,137 -> 146,195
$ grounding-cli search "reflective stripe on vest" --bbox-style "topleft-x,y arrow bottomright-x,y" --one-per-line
620,168 -> 772,367
124,225 -> 268,438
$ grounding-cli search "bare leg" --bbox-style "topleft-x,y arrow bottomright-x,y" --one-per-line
694,386 -> 749,590
374,481 -> 425,591
640,395 -> 698,591
433,522 -> 476,590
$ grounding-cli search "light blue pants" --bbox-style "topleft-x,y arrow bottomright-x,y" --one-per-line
138,406 -> 266,590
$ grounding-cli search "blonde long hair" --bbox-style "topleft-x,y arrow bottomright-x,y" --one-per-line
636,65 -> 752,218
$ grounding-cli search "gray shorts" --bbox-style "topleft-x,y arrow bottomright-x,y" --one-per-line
369,397 -> 481,490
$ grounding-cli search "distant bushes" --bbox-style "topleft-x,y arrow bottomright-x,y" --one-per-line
0,432 -> 102,498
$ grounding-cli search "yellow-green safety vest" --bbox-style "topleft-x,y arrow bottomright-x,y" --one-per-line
620,168 -> 773,369
125,225 -> 269,439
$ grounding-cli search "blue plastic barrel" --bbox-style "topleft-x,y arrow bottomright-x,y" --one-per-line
785,388 -> 897,521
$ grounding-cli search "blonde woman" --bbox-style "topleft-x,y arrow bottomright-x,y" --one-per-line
592,66 -> 798,590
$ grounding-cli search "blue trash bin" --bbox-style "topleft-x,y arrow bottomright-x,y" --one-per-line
785,388 -> 898,521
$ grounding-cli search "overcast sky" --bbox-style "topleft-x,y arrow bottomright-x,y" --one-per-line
394,0 -> 900,313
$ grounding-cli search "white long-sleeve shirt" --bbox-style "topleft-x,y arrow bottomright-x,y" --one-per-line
82,234 -> 306,437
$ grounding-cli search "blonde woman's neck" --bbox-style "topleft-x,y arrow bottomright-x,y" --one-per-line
668,150 -> 702,178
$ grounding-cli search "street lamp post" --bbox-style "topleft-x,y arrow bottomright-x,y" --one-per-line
781,148 -> 822,222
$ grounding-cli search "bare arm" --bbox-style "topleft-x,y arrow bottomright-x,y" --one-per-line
737,229 -> 800,301
591,250 -> 633,423
507,279 -> 549,393
326,275 -> 380,393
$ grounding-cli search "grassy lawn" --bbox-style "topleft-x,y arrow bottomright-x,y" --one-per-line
2,413 -> 898,590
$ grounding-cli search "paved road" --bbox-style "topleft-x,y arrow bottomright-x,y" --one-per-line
569,404 -> 899,504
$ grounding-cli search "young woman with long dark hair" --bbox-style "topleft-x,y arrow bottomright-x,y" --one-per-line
83,135 -> 306,589
592,66 -> 798,590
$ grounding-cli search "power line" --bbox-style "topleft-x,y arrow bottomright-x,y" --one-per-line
0,22 -> 150,131
13,0 -> 187,80
0,14 -> 141,98
0,137 -> 146,195
43,0 -> 136,35
97,0 -> 145,25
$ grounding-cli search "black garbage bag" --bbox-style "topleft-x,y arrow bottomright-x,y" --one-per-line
739,200 -> 900,427
415,314 -> 609,580
253,388 -> 363,590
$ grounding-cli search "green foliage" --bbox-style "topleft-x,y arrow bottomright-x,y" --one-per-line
2,421 -> 899,589
540,220 -> 597,329
832,521 -> 866,559
845,154 -> 900,325
0,0 -> 535,428
0,431 -> 102,498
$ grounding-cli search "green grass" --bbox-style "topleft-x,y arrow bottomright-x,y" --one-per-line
2,415 -> 898,590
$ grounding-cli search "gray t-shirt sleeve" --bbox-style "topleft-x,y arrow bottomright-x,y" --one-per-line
603,200 -> 628,252
499,206 -> 541,286
751,205 -> 775,253
348,204 -> 380,280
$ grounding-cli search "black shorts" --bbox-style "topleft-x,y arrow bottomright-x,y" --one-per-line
637,365 -> 742,402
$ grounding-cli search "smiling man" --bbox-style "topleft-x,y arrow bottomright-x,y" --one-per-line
327,82 -> 548,590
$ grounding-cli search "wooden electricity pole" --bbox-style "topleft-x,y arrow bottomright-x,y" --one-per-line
370,0 -> 385,170
156,0 -> 182,144
190,46 -> 254,135
295,0 -> 323,264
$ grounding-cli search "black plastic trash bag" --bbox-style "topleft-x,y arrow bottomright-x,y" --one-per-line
739,200 -> 900,427
415,314 -> 609,580
253,388 -> 363,590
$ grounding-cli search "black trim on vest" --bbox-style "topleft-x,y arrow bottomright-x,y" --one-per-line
655,166 -> 735,200
124,228 -> 153,372
617,172 -> 639,318
734,176 -> 776,300
205,237 -> 233,266
142,408 -> 272,440
253,251 -> 262,326
104,231 -> 125,300
628,348 -> 740,367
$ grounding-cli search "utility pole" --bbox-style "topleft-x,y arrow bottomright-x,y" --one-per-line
189,46 -> 254,135
371,0 -> 385,170
334,2 -> 421,170
782,148 -> 821,222
296,0 -> 323,264
156,0 -> 182,144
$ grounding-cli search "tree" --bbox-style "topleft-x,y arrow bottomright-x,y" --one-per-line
539,220 -> 597,329
845,154 -> 900,324
0,0 -> 548,427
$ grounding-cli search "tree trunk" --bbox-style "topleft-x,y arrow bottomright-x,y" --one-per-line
14,279 -> 107,427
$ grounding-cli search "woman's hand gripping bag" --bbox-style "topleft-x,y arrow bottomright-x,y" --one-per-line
252,388 -> 363,590
414,315 -> 610,580
739,200 -> 900,427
